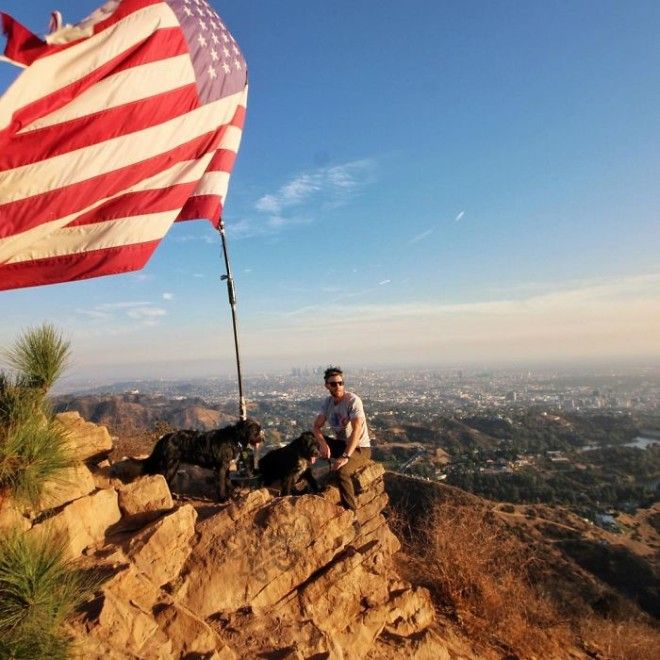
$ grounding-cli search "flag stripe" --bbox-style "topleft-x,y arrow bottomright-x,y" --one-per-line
1,26 -> 188,142
2,82 -> 199,170
177,195 -> 221,223
0,155 -> 215,262
0,240 -> 160,291
0,128 -> 218,240
1,92 -> 244,204
0,3 -> 179,132
18,44 -> 193,134
209,148 -> 237,173
68,182 -> 198,228
8,210 -> 178,263
0,102 -> 245,242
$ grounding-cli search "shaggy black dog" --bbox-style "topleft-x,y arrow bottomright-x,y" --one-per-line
258,431 -> 321,495
141,418 -> 263,501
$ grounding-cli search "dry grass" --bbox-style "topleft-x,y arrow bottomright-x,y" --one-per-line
579,617 -> 660,660
389,497 -> 660,658
391,501 -> 572,657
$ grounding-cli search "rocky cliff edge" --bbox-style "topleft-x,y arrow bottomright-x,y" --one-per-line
0,412 -> 445,659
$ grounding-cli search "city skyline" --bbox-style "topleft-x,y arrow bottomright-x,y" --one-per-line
1,1 -> 659,380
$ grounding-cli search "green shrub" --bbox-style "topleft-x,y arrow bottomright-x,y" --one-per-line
4,323 -> 71,393
0,372 -> 44,439
0,530 -> 96,659
0,421 -> 74,508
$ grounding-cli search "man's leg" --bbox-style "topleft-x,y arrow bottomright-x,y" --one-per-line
336,448 -> 372,511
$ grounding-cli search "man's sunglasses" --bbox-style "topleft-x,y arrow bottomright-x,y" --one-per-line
327,381 -> 344,387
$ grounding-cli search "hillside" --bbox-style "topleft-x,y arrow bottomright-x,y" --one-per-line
2,409 -> 658,657
385,473 -> 660,657
53,393 -> 233,459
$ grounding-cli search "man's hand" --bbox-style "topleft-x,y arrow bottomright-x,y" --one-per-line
331,456 -> 349,471
318,438 -> 331,459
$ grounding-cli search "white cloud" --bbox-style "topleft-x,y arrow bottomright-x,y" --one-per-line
95,301 -> 151,309
251,159 -> 376,232
255,194 -> 281,214
172,233 -> 216,245
247,274 -> 660,365
379,279 -> 391,286
162,292 -> 174,300
409,228 -> 434,245
126,307 -> 166,320
232,160 -> 376,240
74,301 -> 168,331
455,210 -> 465,222
75,308 -> 111,321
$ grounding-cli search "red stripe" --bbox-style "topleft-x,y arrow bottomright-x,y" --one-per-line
87,0 -> 164,40
0,127 -> 225,239
21,1 -> 165,60
1,83 -> 199,169
1,27 -> 188,141
69,182 -> 198,227
0,103 -> 245,238
176,195 -> 222,226
209,149 -> 237,173
1,12 -> 47,66
0,240 -> 160,291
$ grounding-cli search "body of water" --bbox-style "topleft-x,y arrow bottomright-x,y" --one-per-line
579,435 -> 659,453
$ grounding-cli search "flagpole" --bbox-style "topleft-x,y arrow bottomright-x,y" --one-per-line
217,223 -> 247,421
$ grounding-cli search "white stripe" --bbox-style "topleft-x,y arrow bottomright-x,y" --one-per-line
192,171 -> 231,197
0,153 -> 216,262
0,93 -> 245,202
7,211 -> 177,263
19,54 -> 196,133
0,3 -> 179,131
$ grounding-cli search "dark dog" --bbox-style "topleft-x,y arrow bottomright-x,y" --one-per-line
258,431 -> 320,495
141,418 -> 263,500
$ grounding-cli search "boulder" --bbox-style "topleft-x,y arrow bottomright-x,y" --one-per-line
353,461 -> 386,494
153,598 -> 224,657
178,494 -> 354,616
55,411 -> 113,462
383,586 -> 436,638
126,504 -> 197,588
37,462 -> 96,513
117,474 -> 173,525
0,495 -> 30,533
27,488 -> 121,559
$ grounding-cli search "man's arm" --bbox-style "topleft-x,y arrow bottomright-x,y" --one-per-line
344,416 -> 363,457
331,415 -> 363,471
313,413 -> 331,459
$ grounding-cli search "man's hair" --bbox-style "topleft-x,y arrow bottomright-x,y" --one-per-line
324,366 -> 343,382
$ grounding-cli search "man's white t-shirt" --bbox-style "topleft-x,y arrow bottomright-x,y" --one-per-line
319,391 -> 370,447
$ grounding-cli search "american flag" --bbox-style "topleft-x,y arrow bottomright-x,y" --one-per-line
0,0 -> 248,291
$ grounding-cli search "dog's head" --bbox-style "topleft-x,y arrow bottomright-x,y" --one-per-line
236,418 -> 264,448
296,431 -> 320,464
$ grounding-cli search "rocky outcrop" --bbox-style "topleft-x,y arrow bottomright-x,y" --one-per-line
55,410 -> 113,461
27,489 -> 121,559
5,416 -> 444,658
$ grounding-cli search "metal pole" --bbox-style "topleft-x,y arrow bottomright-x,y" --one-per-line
217,223 -> 247,421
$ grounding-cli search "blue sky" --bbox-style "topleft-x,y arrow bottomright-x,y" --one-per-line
1,1 -> 659,381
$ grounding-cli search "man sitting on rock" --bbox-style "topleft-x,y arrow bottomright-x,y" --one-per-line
312,366 -> 372,511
